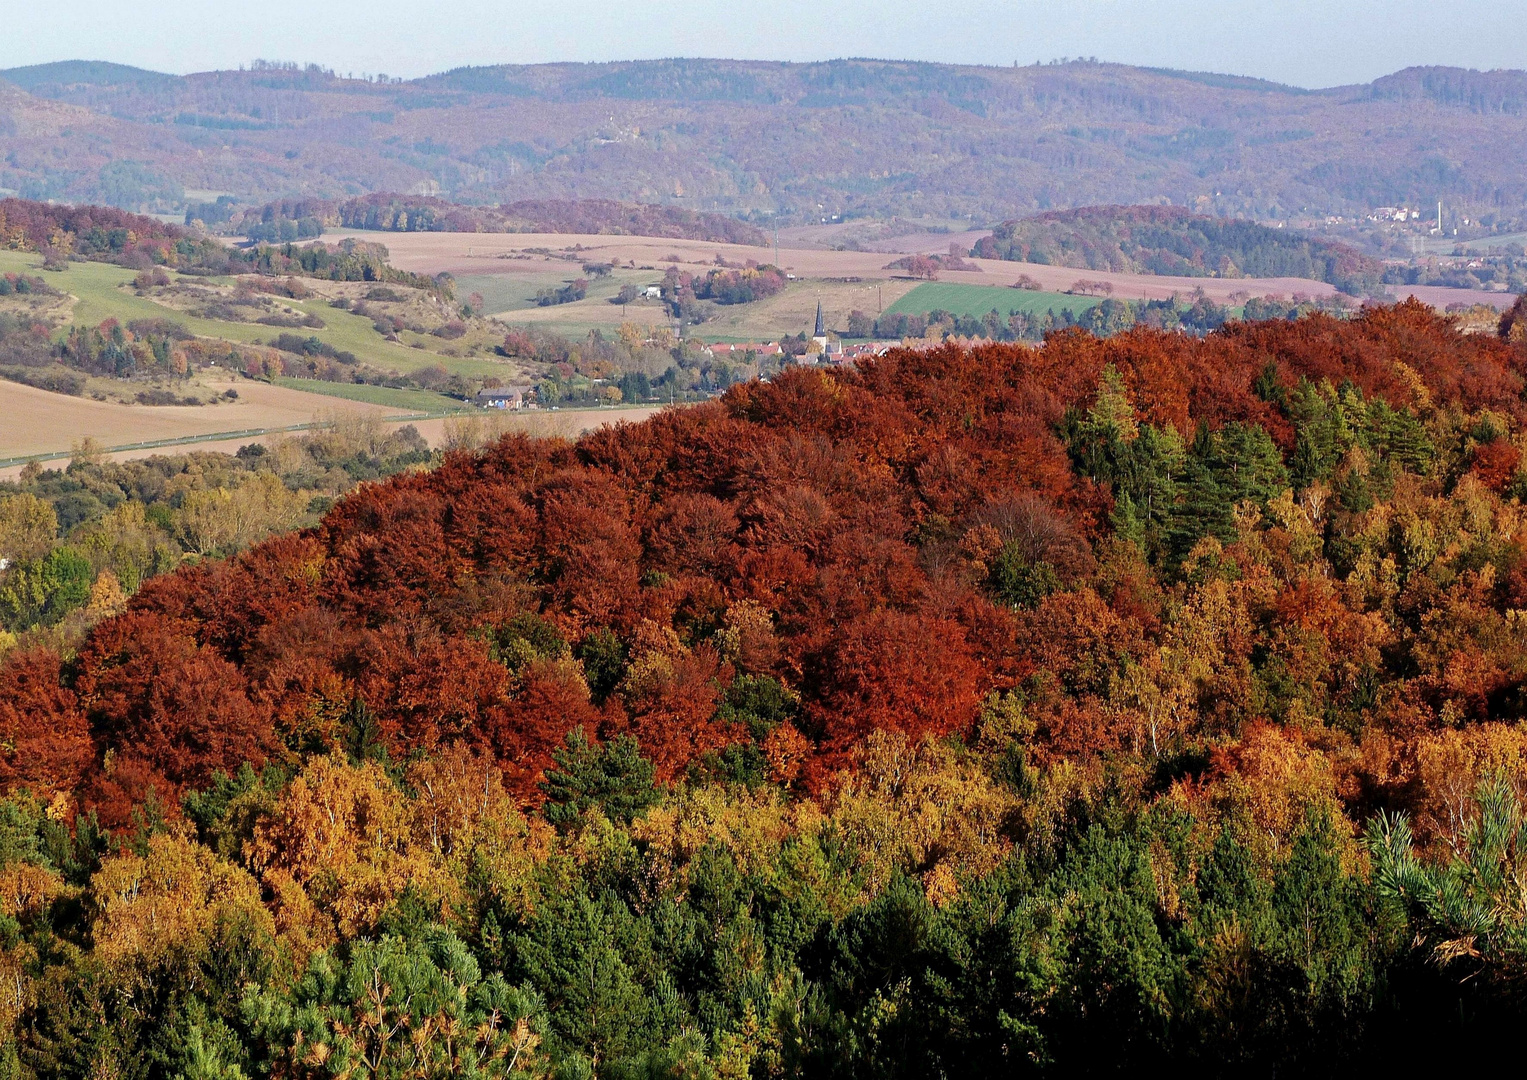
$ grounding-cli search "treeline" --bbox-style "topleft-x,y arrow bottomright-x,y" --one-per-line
883,252 -> 978,278
244,194 -> 770,245
252,333 -> 482,400
4,301 -> 1527,1071
693,264 -> 787,305
224,239 -> 449,296
60,318 -> 192,379
974,205 -> 1388,296
499,199 -> 768,245
0,273 -> 57,298
851,291 -> 1356,342
533,279 -> 588,306
0,198 -> 448,295
0,311 -> 86,395
1383,251 -> 1527,293
0,313 -> 262,398
0,198 -> 209,270
243,218 -> 324,243
653,263 -> 787,324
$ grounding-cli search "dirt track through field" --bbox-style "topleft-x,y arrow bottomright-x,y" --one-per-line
331,230 -> 1516,311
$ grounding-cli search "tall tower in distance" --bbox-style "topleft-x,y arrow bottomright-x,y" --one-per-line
809,298 -> 831,362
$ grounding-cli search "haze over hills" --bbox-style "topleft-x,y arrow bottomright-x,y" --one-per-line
2,57 -> 1526,232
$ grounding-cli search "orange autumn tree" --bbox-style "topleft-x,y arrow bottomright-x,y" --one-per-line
0,298 -> 1522,830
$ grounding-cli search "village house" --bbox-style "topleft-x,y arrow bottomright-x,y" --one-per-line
475,384 -> 536,409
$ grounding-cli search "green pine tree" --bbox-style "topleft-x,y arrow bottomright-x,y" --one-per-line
513,892 -> 650,1069
542,728 -> 659,827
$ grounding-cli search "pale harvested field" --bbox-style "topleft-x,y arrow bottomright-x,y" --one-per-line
775,223 -> 996,254
332,228 -> 1059,285
333,229 -> 1515,311
62,404 -> 662,464
403,406 -> 665,450
499,279 -> 922,342
0,376 -> 405,460
0,379 -> 665,479
1395,284 -> 1516,310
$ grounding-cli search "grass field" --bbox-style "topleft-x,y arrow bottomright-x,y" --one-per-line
456,269 -> 654,316
271,378 -> 471,411
884,282 -> 1102,319
456,272 -> 577,315
0,251 -> 516,380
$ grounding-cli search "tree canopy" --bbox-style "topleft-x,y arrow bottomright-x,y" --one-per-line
1,299 -> 1527,1072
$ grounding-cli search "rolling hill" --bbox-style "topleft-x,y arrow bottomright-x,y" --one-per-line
1,59 -> 1525,234
975,205 -> 1387,294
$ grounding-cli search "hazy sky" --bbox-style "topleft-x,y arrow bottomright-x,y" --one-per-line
4,0 -> 1525,89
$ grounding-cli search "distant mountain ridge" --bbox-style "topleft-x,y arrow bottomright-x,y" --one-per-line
1368,66 -> 1527,115
1,58 -> 1524,230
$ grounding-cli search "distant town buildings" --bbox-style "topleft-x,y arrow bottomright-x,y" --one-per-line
702,339 -> 896,367
1369,207 -> 1422,223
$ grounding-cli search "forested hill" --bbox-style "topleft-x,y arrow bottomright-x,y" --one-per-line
18,297 -> 1527,822
1,58 -> 1525,228
5,301 -> 1527,1070
974,205 -> 1387,294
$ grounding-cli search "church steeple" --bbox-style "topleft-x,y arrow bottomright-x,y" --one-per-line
814,299 -> 825,337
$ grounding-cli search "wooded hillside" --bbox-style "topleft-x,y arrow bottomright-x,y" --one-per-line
3,58 -> 1525,229
974,205 -> 1388,294
2,300 -> 1527,1073
13,297 -> 1525,814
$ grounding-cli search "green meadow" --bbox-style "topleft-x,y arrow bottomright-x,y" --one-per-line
884,282 -> 1102,319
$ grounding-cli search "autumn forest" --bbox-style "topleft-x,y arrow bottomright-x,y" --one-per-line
4,300 -> 1527,1075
